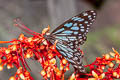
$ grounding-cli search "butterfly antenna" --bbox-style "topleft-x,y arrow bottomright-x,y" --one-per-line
14,18 -> 40,35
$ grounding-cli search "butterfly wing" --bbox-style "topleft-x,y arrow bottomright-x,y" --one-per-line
51,10 -> 97,49
56,42 -> 85,72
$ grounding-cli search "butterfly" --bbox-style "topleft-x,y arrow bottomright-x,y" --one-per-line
45,10 -> 97,72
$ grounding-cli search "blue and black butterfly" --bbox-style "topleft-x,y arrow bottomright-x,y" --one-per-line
45,10 -> 97,73
14,10 -> 97,73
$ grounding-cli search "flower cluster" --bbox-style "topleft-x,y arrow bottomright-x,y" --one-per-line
86,48 -> 120,80
0,32 -> 71,80
0,19 -> 71,80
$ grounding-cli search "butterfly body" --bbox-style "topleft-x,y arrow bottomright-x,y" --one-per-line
45,10 -> 97,72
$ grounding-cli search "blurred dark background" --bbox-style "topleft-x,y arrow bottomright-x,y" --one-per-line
0,0 -> 120,80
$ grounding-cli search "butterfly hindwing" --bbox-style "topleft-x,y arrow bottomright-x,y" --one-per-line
56,42 -> 85,72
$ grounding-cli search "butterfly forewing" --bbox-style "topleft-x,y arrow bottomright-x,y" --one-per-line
51,10 -> 96,48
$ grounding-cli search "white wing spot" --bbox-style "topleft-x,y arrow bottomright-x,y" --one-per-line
87,25 -> 90,27
80,29 -> 85,32
83,13 -> 88,16
93,16 -> 96,18
89,18 -> 92,20
87,27 -> 89,29
84,21 -> 88,24
88,15 -> 91,18
79,39 -> 83,41
78,36 -> 82,39
93,13 -> 96,15
91,10 -> 94,12
75,41 -> 78,44
81,26 -> 84,28
86,30 -> 88,32
71,46 -> 74,48
90,23 -> 92,24
79,24 -> 83,26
